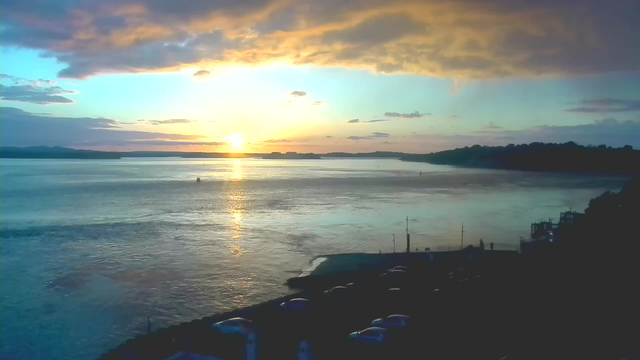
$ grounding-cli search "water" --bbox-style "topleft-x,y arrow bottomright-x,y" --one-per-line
0,158 -> 628,359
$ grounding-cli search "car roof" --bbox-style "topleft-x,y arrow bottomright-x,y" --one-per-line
387,314 -> 409,319
332,286 -> 347,290
363,327 -> 388,333
289,298 -> 309,302
226,317 -> 253,324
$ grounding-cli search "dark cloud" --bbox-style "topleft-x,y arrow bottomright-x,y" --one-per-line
193,69 -> 211,77
346,132 -> 389,140
1,74 -> 75,104
371,132 -> 389,137
346,118 -> 389,124
384,111 -> 428,118
430,118 -> 640,149
290,90 -> 307,97
1,74 -> 56,86
81,140 -> 226,147
262,139 -> 292,143
321,13 -> 424,45
496,119 -> 640,148
326,135 -> 333,138
565,99 -> 640,113
0,107 -> 202,147
484,122 -> 502,130
0,1 -> 638,79
141,119 -> 194,125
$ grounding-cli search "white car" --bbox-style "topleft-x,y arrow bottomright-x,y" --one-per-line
279,298 -> 310,312
212,317 -> 255,335
392,266 -> 409,272
371,314 -> 410,329
349,327 -> 389,343
324,285 -> 348,298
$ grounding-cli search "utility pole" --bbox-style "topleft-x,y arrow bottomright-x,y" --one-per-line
406,216 -> 410,253
393,234 -> 396,253
461,223 -> 464,249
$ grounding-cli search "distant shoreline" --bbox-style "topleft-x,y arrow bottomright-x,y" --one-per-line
2,144 -> 639,176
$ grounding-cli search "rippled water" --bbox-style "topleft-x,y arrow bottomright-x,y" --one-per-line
0,158 -> 628,359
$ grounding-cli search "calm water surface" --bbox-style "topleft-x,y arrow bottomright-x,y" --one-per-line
0,158 -> 628,359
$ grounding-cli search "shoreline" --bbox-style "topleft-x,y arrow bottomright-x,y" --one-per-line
99,248 -> 519,359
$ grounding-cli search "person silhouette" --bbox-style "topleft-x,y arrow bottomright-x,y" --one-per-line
479,239 -> 485,250
490,242 -> 494,251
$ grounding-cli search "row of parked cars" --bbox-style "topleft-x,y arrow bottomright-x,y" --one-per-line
211,265 -> 412,345
348,266 -> 411,344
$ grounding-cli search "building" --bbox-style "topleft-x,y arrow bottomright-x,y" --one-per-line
531,218 -> 557,241
558,209 -> 585,226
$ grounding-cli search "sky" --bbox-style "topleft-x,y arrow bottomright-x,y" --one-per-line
1,0 -> 639,153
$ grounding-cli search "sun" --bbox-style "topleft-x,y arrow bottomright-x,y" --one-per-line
225,133 -> 244,151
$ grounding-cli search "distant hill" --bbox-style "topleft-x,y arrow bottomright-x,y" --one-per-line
0,147 -> 409,160
0,146 -> 121,159
401,142 -> 640,174
263,152 -> 321,159
324,151 -> 406,158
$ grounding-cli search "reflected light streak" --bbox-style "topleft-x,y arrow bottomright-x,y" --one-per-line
231,160 -> 243,181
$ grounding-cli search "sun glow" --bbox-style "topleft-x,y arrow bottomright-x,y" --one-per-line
225,133 -> 244,151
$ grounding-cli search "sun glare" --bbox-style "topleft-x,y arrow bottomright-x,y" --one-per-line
226,133 -> 244,151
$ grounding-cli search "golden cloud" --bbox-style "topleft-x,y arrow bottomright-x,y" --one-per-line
1,0 -> 637,79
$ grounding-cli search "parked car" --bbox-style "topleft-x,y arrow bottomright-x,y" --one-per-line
371,314 -> 410,329
349,327 -> 389,343
279,298 -> 310,312
212,317 -> 255,335
324,285 -> 348,298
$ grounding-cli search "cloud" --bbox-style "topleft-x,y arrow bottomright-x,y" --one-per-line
1,75 -> 75,104
419,118 -> 640,149
371,132 -> 389,137
484,121 -> 502,130
321,13 -> 424,46
346,118 -> 389,124
565,99 -> 640,113
84,140 -> 226,147
1,74 -> 57,86
290,90 -> 307,97
140,119 -> 194,125
0,107 -> 203,148
193,69 -> 210,77
1,1 -> 637,79
262,138 -> 292,143
449,79 -> 467,95
326,135 -> 333,138
346,132 -> 390,140
384,111 -> 428,118
311,101 -> 323,105
449,115 -> 460,119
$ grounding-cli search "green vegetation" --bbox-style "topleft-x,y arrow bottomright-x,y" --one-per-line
401,142 -> 640,174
